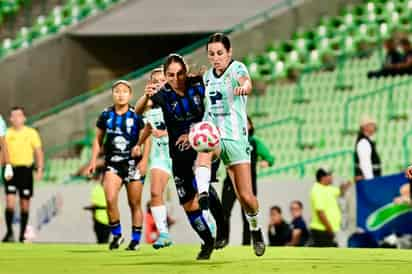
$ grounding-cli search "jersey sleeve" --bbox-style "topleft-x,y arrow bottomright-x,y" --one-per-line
0,116 -> 6,137
234,61 -> 250,80
96,111 -> 107,130
254,136 -> 275,166
30,128 -> 42,149
136,114 -> 145,131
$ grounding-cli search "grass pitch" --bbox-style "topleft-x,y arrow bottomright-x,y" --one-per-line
0,244 -> 411,274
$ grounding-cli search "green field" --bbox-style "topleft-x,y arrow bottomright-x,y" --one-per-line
1,244 -> 411,274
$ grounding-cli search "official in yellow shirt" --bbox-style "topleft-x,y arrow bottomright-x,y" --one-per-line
3,107 -> 44,243
309,167 -> 351,247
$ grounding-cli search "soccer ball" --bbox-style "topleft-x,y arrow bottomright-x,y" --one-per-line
189,121 -> 220,152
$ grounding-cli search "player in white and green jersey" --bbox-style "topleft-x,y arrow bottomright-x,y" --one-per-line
0,115 -> 13,182
135,68 -> 172,249
195,33 -> 266,257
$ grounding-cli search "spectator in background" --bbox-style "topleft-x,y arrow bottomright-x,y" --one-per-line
221,116 -> 275,245
367,38 -> 403,78
3,107 -> 44,243
287,200 -> 309,246
0,115 -> 13,181
354,116 -> 381,182
267,206 -> 291,246
309,167 -> 351,247
395,37 -> 412,74
83,167 -> 110,244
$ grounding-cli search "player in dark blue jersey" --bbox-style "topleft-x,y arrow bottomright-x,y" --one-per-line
87,80 -> 150,251
135,54 -> 228,260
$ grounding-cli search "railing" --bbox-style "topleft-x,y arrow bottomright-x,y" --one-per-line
27,0 -> 299,125
255,116 -> 305,148
342,78 -> 412,133
402,129 -> 412,168
258,149 -> 353,178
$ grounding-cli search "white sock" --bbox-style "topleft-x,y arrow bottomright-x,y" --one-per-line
195,166 -> 210,194
151,205 -> 168,234
245,211 -> 261,231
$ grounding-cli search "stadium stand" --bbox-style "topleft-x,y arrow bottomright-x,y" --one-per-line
0,0 -> 125,59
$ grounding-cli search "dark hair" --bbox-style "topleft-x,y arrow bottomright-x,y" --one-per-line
207,33 -> 231,52
164,54 -> 187,74
247,115 -> 254,136
291,200 -> 303,209
400,38 -> 411,47
10,106 -> 25,115
270,206 -> 282,214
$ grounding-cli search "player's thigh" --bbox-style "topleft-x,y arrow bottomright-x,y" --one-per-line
171,157 -> 197,208
228,163 -> 254,198
150,168 -> 170,196
19,167 -> 34,200
126,180 -> 144,207
103,171 -> 122,205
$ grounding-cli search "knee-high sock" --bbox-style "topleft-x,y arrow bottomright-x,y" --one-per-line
186,209 -> 214,244
195,166 -> 210,194
109,220 -> 122,237
151,205 -> 168,234
5,209 -> 14,235
131,226 -> 142,243
208,185 -> 228,239
20,211 -> 29,239
245,211 -> 261,231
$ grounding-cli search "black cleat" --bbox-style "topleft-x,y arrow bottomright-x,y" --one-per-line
251,229 -> 266,257
198,192 -> 209,210
125,240 -> 140,251
109,235 -> 124,250
214,238 -> 229,249
215,217 -> 229,250
2,233 -> 14,243
196,241 -> 214,260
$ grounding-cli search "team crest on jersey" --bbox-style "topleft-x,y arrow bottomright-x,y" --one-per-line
126,118 -> 134,134
193,95 -> 201,106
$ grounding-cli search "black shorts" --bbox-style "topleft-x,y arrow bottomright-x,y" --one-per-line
4,166 -> 34,198
171,147 -> 220,205
105,158 -> 144,184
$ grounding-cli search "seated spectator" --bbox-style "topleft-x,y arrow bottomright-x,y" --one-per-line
367,38 -> 403,78
268,206 -> 291,246
287,200 -> 309,246
395,38 -> 412,74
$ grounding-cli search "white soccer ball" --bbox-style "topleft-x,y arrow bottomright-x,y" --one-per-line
189,121 -> 220,152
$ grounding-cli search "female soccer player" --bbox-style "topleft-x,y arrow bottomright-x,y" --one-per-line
87,80 -> 150,251
195,33 -> 266,256
135,68 -> 173,249
135,54 -> 227,260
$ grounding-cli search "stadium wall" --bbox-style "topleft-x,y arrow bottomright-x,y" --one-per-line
32,0 -> 363,149
0,177 -> 355,245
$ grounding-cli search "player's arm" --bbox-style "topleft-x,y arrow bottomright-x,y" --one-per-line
254,136 -> 275,167
137,135 -> 151,177
234,63 -> 253,96
135,81 -> 158,114
0,136 -> 13,181
87,128 -> 104,175
137,123 -> 152,146
34,147 -> 44,181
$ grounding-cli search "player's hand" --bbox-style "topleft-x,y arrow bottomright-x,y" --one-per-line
152,129 -> 167,138
144,82 -> 158,98
4,164 -> 13,181
131,145 -> 142,158
176,134 -> 191,151
137,160 -> 148,177
86,161 -> 96,177
406,165 -> 412,179
234,86 -> 248,96
34,169 -> 43,181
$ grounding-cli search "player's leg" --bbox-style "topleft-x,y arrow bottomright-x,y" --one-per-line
228,164 -> 265,256
150,167 -> 172,249
125,179 -> 144,250
3,168 -> 18,242
18,166 -> 34,242
194,151 -> 214,210
220,173 -> 237,243
103,170 -> 123,250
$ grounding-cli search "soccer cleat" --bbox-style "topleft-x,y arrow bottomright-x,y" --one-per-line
214,237 -> 229,249
2,232 -> 14,243
109,235 -> 124,250
196,241 -> 215,260
215,217 -> 229,249
251,229 -> 266,257
153,233 -> 173,249
198,192 -> 209,210
125,240 -> 140,251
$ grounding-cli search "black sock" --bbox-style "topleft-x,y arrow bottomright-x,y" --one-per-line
186,209 -> 214,245
208,185 -> 228,239
5,209 -> 14,235
20,211 -> 29,240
